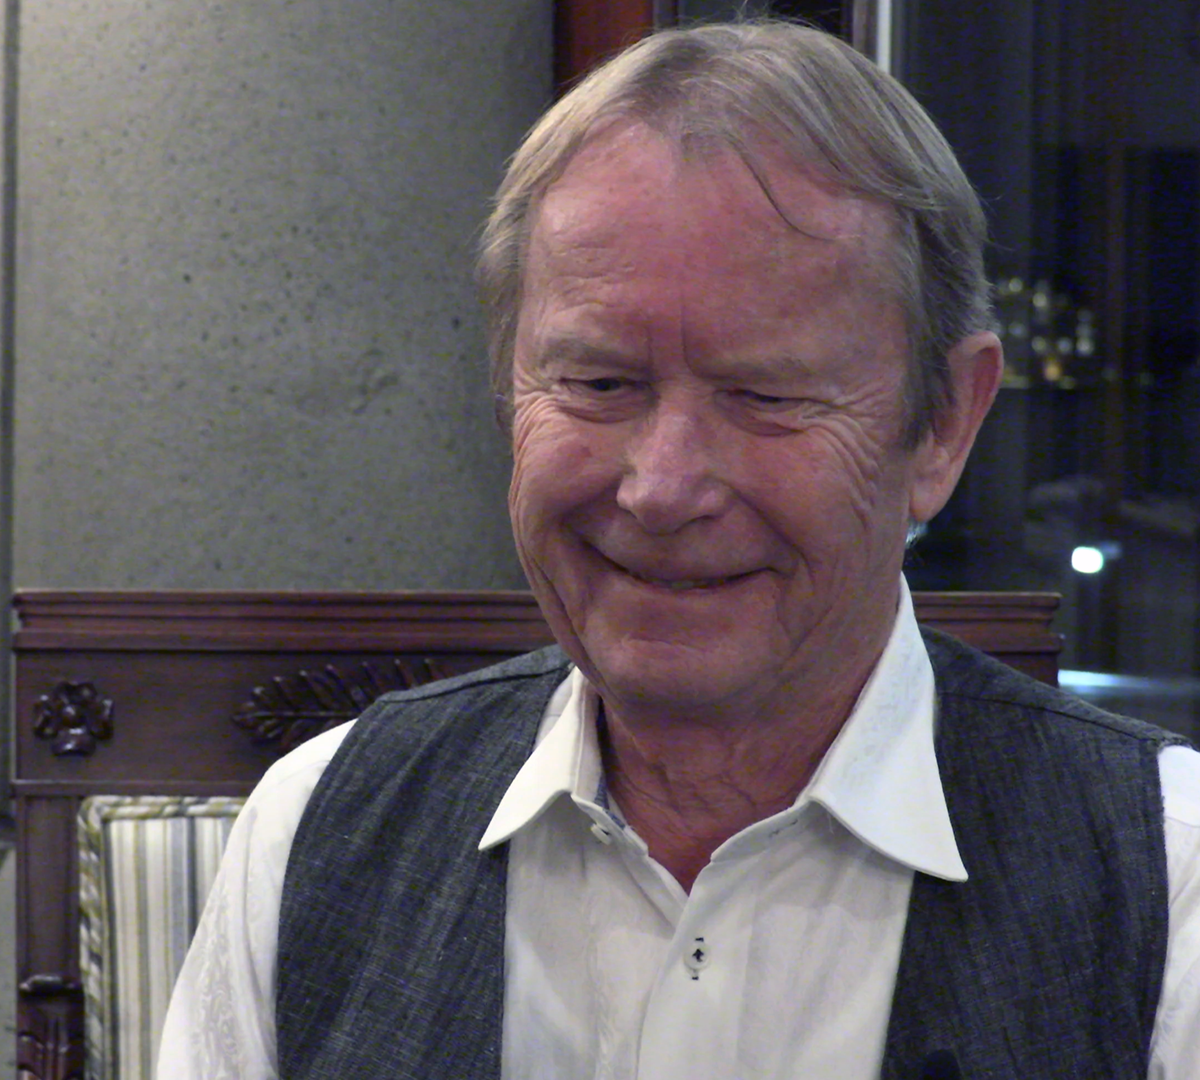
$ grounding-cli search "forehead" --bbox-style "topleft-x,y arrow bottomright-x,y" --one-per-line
527,123 -> 895,291
520,123 -> 901,361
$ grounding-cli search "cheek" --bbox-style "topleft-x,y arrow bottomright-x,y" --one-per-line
508,438 -> 573,612
507,411 -> 612,659
508,408 -> 608,552
751,430 -> 908,560
507,438 -> 552,561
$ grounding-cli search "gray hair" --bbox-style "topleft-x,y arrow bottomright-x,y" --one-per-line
477,19 -> 995,446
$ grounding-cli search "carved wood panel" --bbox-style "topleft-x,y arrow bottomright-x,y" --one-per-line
16,982 -> 85,1080
232,657 -> 457,753
32,681 -> 113,757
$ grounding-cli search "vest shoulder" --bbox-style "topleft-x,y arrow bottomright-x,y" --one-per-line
369,644 -> 572,709
324,644 -> 571,776
920,625 -> 1186,749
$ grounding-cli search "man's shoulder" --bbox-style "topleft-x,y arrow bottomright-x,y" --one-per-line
346,644 -> 572,745
304,644 -> 572,807
898,632 -> 1185,1079
921,624 -> 1185,751
369,644 -> 572,709
276,650 -> 558,1077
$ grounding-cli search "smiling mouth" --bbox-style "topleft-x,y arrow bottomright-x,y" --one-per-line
588,544 -> 760,591
623,566 -> 755,591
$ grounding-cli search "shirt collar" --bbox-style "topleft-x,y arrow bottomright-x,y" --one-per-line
478,668 -> 596,850
479,577 -> 966,883
804,577 -> 966,881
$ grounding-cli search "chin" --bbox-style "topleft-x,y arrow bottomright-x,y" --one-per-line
579,633 -> 763,717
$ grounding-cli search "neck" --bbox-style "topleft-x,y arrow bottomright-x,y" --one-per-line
599,677 -> 863,893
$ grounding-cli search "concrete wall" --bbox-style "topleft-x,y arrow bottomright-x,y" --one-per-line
11,0 -> 552,590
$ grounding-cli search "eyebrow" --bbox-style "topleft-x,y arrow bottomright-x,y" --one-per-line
527,334 -> 646,372
528,333 -> 823,383
705,353 -> 819,383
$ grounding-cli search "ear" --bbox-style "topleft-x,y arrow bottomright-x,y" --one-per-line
908,331 -> 1004,523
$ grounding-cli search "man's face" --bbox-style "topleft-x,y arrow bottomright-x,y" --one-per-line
509,124 -> 942,722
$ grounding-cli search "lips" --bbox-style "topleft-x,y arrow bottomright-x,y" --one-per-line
624,567 -> 748,590
587,543 -> 760,591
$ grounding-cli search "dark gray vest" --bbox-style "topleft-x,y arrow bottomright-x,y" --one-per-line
277,631 -> 1185,1079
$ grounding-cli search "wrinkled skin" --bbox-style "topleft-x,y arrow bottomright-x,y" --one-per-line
511,123 -> 996,726
508,125 -> 1000,883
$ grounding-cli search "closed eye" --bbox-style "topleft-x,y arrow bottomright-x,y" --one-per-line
728,388 -> 800,410
567,377 -> 630,393
555,375 -> 647,420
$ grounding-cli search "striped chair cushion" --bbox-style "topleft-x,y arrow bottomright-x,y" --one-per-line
78,795 -> 246,1080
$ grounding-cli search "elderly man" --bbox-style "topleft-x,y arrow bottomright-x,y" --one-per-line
160,20 -> 1200,1080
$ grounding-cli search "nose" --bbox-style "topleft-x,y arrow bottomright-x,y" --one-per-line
615,398 -> 734,534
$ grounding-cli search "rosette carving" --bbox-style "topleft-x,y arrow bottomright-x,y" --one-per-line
32,681 -> 114,757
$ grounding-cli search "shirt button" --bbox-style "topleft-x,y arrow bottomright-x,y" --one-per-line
684,937 -> 710,978
590,821 -> 613,844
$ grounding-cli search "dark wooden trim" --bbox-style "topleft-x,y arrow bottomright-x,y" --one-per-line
13,590 -> 555,652
910,592 -> 1061,648
17,990 -> 84,1080
554,0 -> 667,90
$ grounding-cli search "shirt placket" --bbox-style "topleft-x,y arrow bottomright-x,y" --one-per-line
635,852 -> 756,1080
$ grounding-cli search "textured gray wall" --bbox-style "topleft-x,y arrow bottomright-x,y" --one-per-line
13,0 -> 550,589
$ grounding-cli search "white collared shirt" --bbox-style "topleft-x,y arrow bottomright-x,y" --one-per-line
486,580 -> 962,1079
158,580 -> 1200,1079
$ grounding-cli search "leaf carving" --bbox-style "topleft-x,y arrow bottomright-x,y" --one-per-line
232,658 -> 452,753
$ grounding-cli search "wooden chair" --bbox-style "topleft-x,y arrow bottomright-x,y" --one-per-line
11,589 -> 1060,1080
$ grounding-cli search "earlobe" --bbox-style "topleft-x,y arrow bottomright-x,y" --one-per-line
908,330 -> 1004,523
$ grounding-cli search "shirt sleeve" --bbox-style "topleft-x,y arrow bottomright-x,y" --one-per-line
1149,743 -> 1200,1080
154,722 -> 355,1080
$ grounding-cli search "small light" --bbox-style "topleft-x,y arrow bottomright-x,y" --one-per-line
1071,546 -> 1105,574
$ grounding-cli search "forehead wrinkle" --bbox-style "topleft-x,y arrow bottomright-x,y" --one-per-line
533,122 -> 899,289
685,143 -> 904,315
523,124 -> 904,381
675,230 -> 891,371
534,128 -> 893,302
673,153 -> 899,317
